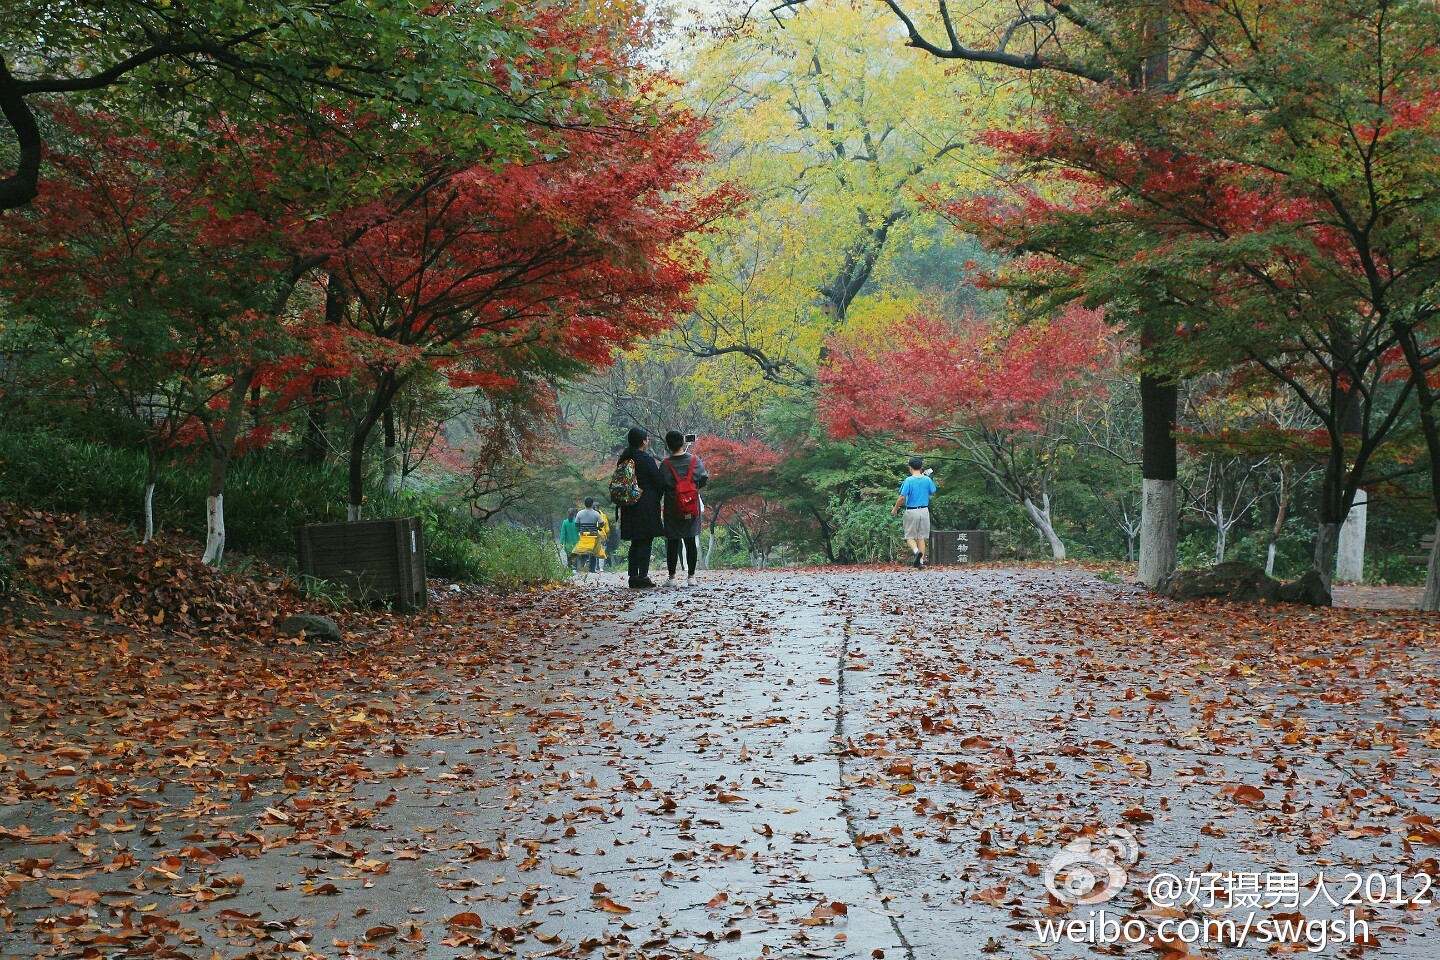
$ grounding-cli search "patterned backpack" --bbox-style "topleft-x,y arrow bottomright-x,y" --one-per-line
608,457 -> 642,506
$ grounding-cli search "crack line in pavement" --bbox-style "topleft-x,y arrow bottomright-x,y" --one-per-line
824,575 -> 919,960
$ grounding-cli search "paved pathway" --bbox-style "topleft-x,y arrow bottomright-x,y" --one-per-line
1333,584 -> 1425,611
4,567 -> 1439,958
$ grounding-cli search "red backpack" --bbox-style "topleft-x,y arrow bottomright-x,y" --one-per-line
665,457 -> 700,522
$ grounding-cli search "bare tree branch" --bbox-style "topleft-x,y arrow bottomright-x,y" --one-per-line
769,0 -> 1112,82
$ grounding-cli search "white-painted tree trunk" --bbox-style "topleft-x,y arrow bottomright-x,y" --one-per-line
382,443 -> 400,494
347,503 -> 362,522
1264,466 -> 1292,580
1423,519 -> 1440,612
1022,494 -> 1067,561
143,482 -> 156,544
1139,478 -> 1178,588
1214,501 -> 1227,564
202,494 -> 225,566
1120,507 -> 1140,563
1334,489 -> 1367,584
1213,503 -> 1243,565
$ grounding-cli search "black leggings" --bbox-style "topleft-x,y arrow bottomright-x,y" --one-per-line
628,538 -> 654,582
666,537 -> 698,577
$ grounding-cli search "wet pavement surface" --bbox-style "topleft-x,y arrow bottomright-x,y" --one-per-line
3,567 -> 1439,958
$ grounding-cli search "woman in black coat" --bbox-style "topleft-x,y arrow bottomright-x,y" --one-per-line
617,427 -> 664,588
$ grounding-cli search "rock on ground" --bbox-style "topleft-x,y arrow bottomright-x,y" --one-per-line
278,612 -> 343,641
1159,560 -> 1331,606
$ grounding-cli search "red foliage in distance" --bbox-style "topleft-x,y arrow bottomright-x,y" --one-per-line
819,305 -> 1117,443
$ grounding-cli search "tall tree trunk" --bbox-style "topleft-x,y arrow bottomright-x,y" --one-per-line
1313,520 -> 1341,589
347,423 -> 368,522
203,367 -> 256,566
0,57 -> 43,211
1214,499 -> 1227,564
1312,444 -> 1352,592
1311,363 -> 1368,594
248,381 -> 262,429
347,376 -> 402,521
300,275 -> 347,467
142,443 -> 160,544
705,511 -> 720,570
1425,521 -> 1440,613
1334,489 -> 1367,584
1022,494 -> 1067,561
1264,465 -> 1292,577
1134,29 -> 1181,588
143,482 -> 156,544
382,408 -> 400,495
299,381 -> 330,466
811,506 -> 837,564
1409,360 -> 1440,607
1138,372 -> 1179,587
1392,322 -> 1440,610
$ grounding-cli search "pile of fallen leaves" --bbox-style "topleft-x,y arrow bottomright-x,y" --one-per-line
0,544 -> 591,959
0,502 -> 303,638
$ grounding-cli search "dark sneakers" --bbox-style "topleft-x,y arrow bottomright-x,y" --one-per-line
912,550 -> 923,569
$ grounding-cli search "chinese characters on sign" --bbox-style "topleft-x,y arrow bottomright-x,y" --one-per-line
928,530 -> 991,564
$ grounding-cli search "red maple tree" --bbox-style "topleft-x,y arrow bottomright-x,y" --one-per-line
820,305 -> 1118,558
0,108 -> 293,547
323,93 -> 729,516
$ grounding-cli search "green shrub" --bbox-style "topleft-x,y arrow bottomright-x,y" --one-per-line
829,497 -> 899,564
0,425 -> 562,588
297,574 -> 352,611
0,428 -> 152,520
1226,526 -> 1314,579
1178,522 -> 1315,578
0,426 -> 348,556
1177,528 -> 1222,570
703,535 -> 755,570
366,492 -> 564,590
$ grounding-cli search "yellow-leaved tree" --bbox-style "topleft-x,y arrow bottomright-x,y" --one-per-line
663,1 -> 1016,414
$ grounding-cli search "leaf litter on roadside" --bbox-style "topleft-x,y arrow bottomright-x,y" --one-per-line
4,516 -> 1438,958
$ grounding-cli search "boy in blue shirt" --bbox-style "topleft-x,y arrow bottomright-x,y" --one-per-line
892,456 -> 937,568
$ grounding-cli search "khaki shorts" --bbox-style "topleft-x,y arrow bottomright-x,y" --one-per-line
903,507 -> 931,541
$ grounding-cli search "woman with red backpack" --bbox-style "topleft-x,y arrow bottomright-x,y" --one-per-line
656,430 -> 709,588
612,427 -> 665,589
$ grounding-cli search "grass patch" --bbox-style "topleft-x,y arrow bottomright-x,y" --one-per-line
0,426 -> 561,589
372,493 -> 565,589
